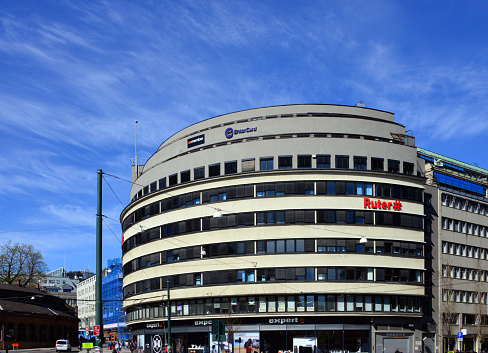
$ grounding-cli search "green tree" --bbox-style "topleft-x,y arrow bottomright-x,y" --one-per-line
0,241 -> 48,287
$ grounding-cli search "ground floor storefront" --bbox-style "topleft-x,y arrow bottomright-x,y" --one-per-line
129,317 -> 423,353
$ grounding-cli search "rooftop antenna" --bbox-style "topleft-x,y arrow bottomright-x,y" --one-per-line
355,101 -> 365,108
135,120 -> 139,177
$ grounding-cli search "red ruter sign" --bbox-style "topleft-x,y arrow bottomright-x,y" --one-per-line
93,325 -> 100,336
364,197 -> 402,211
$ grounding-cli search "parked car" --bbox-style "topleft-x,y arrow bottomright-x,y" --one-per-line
56,339 -> 72,352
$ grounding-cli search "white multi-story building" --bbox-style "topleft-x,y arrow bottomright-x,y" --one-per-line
119,104 -> 488,353
77,274 -> 96,335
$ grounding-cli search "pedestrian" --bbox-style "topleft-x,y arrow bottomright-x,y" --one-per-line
212,345 -> 217,353
245,340 -> 253,353
5,344 -> 9,353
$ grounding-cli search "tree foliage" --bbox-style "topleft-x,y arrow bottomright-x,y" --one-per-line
0,241 -> 48,287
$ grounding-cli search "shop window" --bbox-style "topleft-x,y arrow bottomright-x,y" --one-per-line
354,156 -> 367,170
335,155 -> 350,169
278,156 -> 292,169
316,155 -> 330,168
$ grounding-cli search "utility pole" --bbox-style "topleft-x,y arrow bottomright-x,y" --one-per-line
95,169 -> 103,349
167,278 -> 171,353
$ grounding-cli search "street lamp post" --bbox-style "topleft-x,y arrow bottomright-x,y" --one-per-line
167,278 -> 171,353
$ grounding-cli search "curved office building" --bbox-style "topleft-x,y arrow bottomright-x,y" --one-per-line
120,104 -> 426,353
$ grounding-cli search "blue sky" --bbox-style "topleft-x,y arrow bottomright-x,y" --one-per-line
1,1 -> 488,273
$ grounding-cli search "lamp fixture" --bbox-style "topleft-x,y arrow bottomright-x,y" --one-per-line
213,209 -> 223,218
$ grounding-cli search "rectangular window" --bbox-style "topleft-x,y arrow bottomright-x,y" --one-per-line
371,158 -> 384,171
169,174 -> 178,186
287,296 -> 295,312
209,164 -> 220,177
316,155 -> 331,168
194,167 -> 205,180
242,158 -> 255,172
403,162 -> 414,175
278,156 -> 293,169
158,177 -> 166,190
354,156 -> 367,170
260,157 -> 273,171
180,170 -> 190,183
225,161 -> 237,175
335,155 -> 349,169
298,155 -> 312,168
388,159 -> 400,173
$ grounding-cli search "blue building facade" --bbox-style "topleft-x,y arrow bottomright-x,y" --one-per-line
102,258 -> 130,342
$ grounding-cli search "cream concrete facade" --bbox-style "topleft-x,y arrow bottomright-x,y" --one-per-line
121,104 -> 429,353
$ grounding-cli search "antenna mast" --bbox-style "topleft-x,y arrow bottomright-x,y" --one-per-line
135,120 -> 138,177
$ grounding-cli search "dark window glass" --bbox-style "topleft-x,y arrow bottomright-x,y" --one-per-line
335,155 -> 349,169
169,174 -> 178,186
298,155 -> 312,168
194,167 -> 205,180
327,210 -> 336,223
327,182 -> 335,195
225,161 -> 237,175
181,170 -> 190,183
209,164 -> 220,177
336,182 -> 346,195
403,162 -> 414,175
354,156 -> 367,170
278,156 -> 293,169
150,182 -> 157,193
388,159 -> 400,173
260,157 -> 273,171
158,178 -> 166,190
371,158 -> 384,171
317,155 -> 330,168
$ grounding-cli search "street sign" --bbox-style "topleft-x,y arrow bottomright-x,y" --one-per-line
457,332 -> 463,341
85,326 -> 89,335
93,325 -> 100,336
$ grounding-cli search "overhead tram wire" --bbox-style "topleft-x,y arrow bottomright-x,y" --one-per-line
103,172 -> 434,303
102,175 -> 125,207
